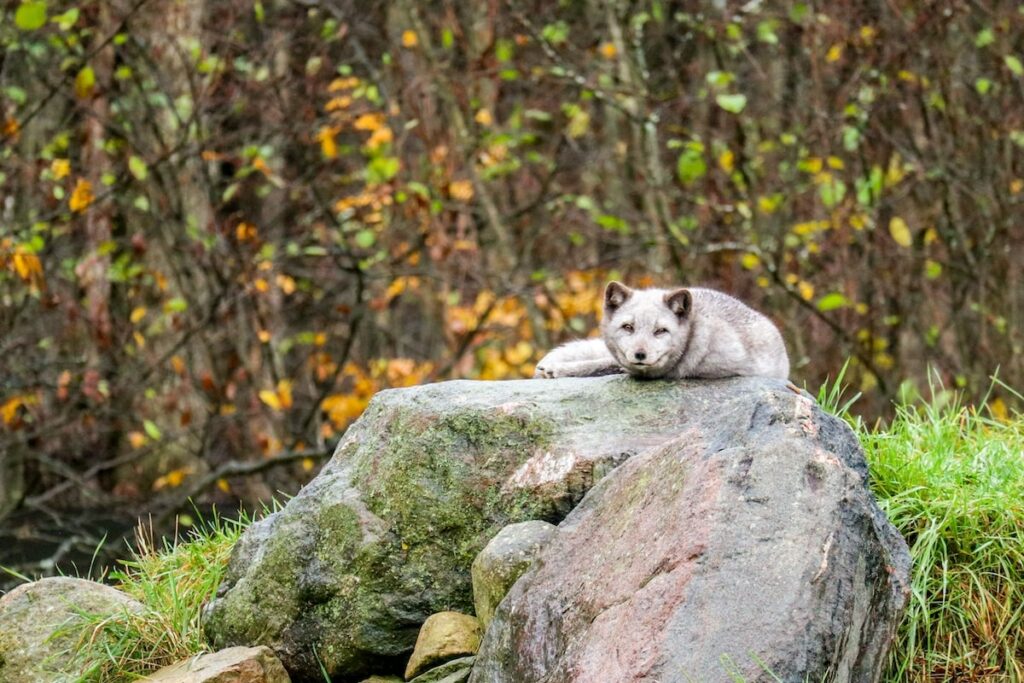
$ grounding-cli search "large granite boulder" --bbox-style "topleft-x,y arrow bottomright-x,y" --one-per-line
0,576 -> 144,682
204,376 -> 722,679
470,382 -> 912,683
205,376 -> 910,682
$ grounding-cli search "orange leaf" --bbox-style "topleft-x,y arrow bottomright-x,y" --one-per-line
69,178 -> 95,212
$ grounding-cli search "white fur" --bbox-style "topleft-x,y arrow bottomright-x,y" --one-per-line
534,283 -> 789,380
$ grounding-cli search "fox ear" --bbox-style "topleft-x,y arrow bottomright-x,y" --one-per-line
605,281 -> 633,313
664,288 -> 692,319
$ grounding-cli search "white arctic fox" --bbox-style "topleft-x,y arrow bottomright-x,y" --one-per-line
534,281 -> 790,380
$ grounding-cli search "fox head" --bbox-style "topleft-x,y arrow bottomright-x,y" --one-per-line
600,281 -> 693,378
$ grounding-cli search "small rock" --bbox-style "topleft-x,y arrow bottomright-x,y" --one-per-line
0,576 -> 144,683
405,613 -> 481,680
471,520 -> 556,628
144,646 -> 290,682
359,677 -> 403,683
408,656 -> 475,683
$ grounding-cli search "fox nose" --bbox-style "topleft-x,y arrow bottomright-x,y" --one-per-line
634,351 -> 647,362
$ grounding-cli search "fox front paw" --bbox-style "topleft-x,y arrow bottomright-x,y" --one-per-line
533,363 -> 560,379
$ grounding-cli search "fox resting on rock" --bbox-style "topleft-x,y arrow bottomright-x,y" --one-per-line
534,281 -> 790,380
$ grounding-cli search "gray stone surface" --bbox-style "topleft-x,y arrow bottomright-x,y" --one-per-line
471,521 -> 556,628
0,576 -> 144,683
409,656 -> 474,683
205,375 -> 731,680
470,382 -> 912,683
144,645 -> 290,682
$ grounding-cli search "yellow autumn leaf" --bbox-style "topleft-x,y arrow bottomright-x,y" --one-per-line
69,178 -> 95,212
1,396 -> 23,425
401,30 -> 418,48
889,217 -> 913,247
474,109 -> 493,126
366,126 -> 393,150
718,149 -> 735,173
328,77 -> 360,92
325,96 -> 352,112
802,157 -> 823,174
12,251 -> 43,285
1010,179 -> 1023,195
599,42 -> 617,59
504,341 -> 534,365
130,306 -> 147,324
449,180 -> 474,201
259,380 -> 293,411
127,431 -> 148,449
740,253 -> 760,270
322,393 -> 369,427
254,278 -> 270,293
51,158 -> 71,179
236,222 -> 258,242
353,113 -> 385,131
302,458 -> 315,472
253,156 -> 271,175
276,274 -> 297,294
798,280 -> 815,301
826,44 -> 843,62
257,329 -> 272,343
170,355 -> 186,375
153,467 -> 192,491
989,397 -> 1010,423
216,478 -> 232,493
317,126 -> 338,159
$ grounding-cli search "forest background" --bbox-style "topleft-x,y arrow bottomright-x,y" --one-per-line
1,0 -> 1023,569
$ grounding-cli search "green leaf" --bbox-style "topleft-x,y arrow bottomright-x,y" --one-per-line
15,2 -> 47,31
51,8 -> 79,31
541,21 -> 569,45
354,229 -> 376,248
596,214 -> 629,234
143,420 -> 163,441
975,78 -> 993,95
165,297 -> 189,313
366,157 -> 399,184
817,293 -> 849,312
128,155 -> 148,181
715,93 -> 747,114
819,179 -> 846,208
1006,55 -> 1024,77
676,147 -> 707,185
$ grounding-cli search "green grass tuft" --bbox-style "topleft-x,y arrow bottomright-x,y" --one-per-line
63,511 -> 248,682
821,374 -> 1024,682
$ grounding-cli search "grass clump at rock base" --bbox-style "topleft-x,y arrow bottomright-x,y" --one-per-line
821,378 -> 1024,681
63,511 -> 247,682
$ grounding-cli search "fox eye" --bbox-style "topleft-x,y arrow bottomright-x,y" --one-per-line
654,328 -> 669,336
621,323 -> 634,333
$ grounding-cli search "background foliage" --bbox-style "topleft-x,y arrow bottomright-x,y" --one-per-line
1,0 -> 1022,553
